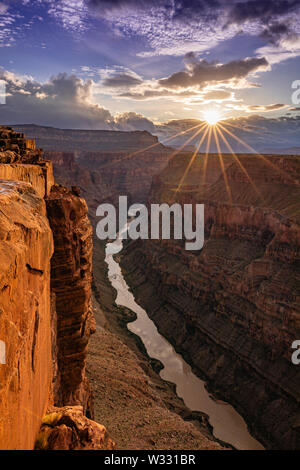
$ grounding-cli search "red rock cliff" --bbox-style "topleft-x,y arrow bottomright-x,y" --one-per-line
0,126 -> 114,449
46,185 -> 95,417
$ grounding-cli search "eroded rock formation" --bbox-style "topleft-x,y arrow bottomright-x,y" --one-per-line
0,126 -> 113,449
0,181 -> 53,450
35,406 -> 115,450
46,185 -> 95,417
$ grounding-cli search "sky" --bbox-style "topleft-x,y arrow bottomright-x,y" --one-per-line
0,0 -> 300,137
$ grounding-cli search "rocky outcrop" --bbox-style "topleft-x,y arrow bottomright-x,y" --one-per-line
121,152 -> 300,449
0,126 -> 113,449
0,125 -> 43,162
0,162 -> 54,198
35,406 -> 115,450
46,185 -> 95,417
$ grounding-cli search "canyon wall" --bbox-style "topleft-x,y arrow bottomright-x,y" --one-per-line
44,148 -> 171,212
0,126 -> 113,449
12,124 -> 164,153
47,185 -> 95,417
11,124 -> 171,211
0,181 -> 53,450
121,152 -> 300,449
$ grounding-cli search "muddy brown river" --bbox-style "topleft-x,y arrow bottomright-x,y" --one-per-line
105,222 -> 264,450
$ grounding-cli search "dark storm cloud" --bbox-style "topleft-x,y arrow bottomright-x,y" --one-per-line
86,0 -> 219,15
226,0 -> 300,25
83,0 -> 300,51
260,22 -> 290,44
86,0 -> 220,24
102,73 -> 142,88
158,54 -> 269,89
86,0 -> 300,22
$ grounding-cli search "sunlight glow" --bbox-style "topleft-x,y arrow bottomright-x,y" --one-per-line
109,114 -> 287,210
203,109 -> 221,126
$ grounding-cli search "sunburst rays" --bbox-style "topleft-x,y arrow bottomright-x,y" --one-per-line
104,115 -> 290,206
167,118 -> 293,205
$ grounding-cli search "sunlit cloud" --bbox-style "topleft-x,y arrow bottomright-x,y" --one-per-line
247,103 -> 289,112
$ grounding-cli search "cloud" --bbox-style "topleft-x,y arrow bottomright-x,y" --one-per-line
47,0 -> 89,32
95,54 -> 269,106
3,0 -> 300,64
83,1 -> 300,58
102,73 -> 142,88
0,69 -> 160,132
0,2 -> 8,15
260,22 -> 291,44
158,54 -> 269,89
114,111 -> 156,132
256,34 -> 300,63
247,103 -> 288,112
226,0 -> 300,25
119,88 -> 198,100
0,70 -> 114,129
0,2 -> 17,47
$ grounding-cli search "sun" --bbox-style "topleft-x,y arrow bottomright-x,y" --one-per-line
203,109 -> 221,126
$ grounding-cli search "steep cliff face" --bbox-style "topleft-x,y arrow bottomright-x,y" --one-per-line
0,126 -> 113,450
44,148 -> 171,211
0,162 -> 54,199
121,152 -> 300,449
46,185 -> 95,417
0,181 -> 53,450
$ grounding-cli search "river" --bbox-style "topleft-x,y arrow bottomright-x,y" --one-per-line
104,222 -> 264,450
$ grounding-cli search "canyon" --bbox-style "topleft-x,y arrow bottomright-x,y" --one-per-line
2,123 -> 299,450
0,125 -> 228,450
120,151 -> 300,450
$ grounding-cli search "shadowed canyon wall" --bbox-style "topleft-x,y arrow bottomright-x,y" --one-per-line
120,153 -> 300,449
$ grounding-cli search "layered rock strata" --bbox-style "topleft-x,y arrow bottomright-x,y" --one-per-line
120,152 -> 300,450
0,181 -> 53,450
0,126 -> 112,449
46,185 -> 95,417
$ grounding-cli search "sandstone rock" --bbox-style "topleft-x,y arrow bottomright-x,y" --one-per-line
0,181 -> 54,450
35,406 -> 115,450
0,126 -> 42,163
46,185 -> 95,417
0,162 -> 54,198
0,150 -> 20,163
0,126 -> 115,450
